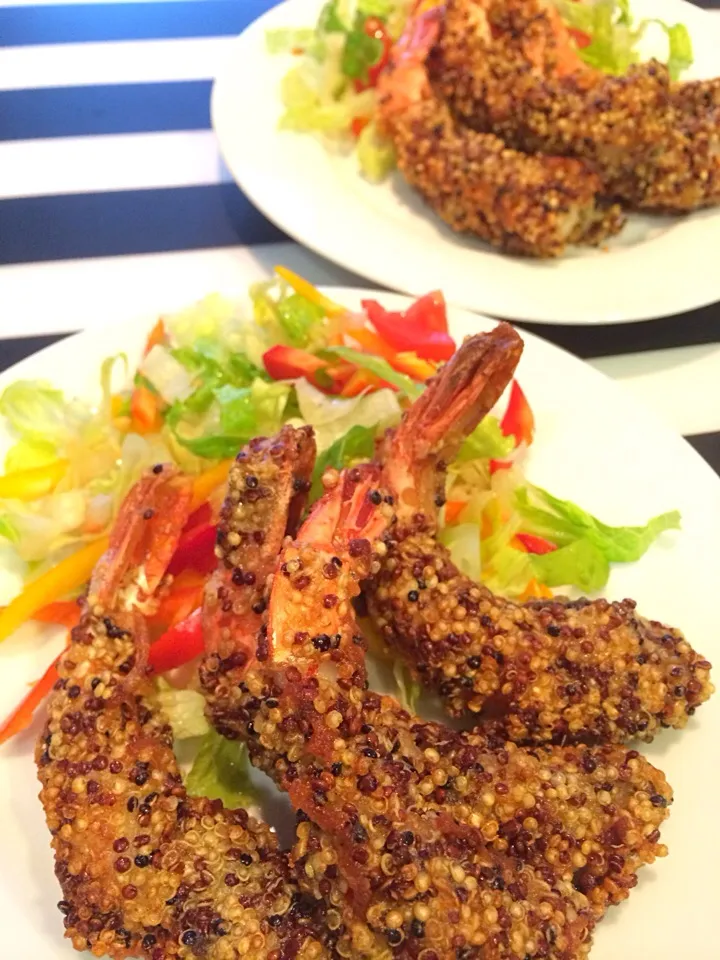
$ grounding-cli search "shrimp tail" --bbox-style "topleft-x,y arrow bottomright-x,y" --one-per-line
381,324 -> 523,526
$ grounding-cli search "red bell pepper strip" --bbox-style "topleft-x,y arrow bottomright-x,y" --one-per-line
263,344 -> 329,387
167,523 -> 217,577
403,290 -> 449,334
31,600 -> 81,629
514,533 -> 557,555
351,116 -> 370,137
0,648 -> 64,745
362,298 -> 456,361
149,608 -> 204,674
500,381 -> 535,447
149,580 -> 205,631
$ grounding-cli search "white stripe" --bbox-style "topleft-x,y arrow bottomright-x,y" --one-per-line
0,131 -> 228,198
0,37 -> 230,91
591,344 -> 720,438
0,245 -> 368,338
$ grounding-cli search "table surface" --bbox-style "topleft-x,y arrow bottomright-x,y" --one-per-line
1,0 -> 719,476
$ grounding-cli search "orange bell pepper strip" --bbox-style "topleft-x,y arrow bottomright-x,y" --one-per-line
391,352 -> 436,382
130,384 -> 163,435
143,318 -> 166,355
340,368 -> 388,398
189,460 -> 232,511
0,459 -> 69,502
519,578 -> 554,601
0,647 -> 64,745
344,325 -> 397,362
443,500 -> 467,526
0,537 -> 109,645
31,600 -> 81,628
273,266 -> 349,318
149,579 -> 205,632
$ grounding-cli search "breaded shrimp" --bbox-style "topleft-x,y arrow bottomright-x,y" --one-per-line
36,466 -> 332,960
366,326 -> 715,746
376,3 -> 624,257
201,441 -> 674,958
432,0 -> 720,211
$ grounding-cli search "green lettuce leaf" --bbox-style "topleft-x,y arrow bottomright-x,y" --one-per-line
530,539 -> 610,594
516,485 -> 680,563
185,728 -> 257,809
341,13 -> 383,80
457,416 -> 514,463
311,423 -> 377,499
251,280 -> 329,351
393,661 -> 421,713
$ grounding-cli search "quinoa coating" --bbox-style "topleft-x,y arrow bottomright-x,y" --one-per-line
36,468 -> 331,960
202,461 -> 672,959
368,327 -> 715,745
432,0 -> 720,212
376,4 -> 624,258
369,533 -> 714,744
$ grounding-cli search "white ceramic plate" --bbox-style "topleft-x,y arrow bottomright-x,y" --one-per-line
1,289 -> 719,959
212,0 -> 720,325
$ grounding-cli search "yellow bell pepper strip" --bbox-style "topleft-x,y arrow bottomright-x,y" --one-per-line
0,463 -> 232,646
189,460 -> 233,512
0,459 -> 69,502
0,646 -> 66,745
0,537 -> 109,645
273,265 -> 349,318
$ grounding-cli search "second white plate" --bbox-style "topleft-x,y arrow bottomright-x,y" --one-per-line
212,0 -> 720,325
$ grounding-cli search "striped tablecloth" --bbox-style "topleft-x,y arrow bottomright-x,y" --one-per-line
1,0 -> 719,473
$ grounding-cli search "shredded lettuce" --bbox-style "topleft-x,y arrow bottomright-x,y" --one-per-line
438,523 -> 482,580
185,728 -> 258,809
393,660 -> 421,712
266,27 -> 316,53
141,346 -> 194,405
556,0 -> 693,79
294,377 -> 401,452
251,279 -> 330,351
458,416 -> 515,463
153,680 -> 210,740
171,379 -> 292,460
356,121 -> 396,183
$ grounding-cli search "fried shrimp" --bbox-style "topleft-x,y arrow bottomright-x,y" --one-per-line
201,435 -> 674,959
366,326 -> 715,746
432,0 -> 720,212
36,466 -> 332,960
376,3 -> 623,257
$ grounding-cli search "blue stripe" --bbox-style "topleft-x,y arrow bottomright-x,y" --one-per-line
0,185 -> 287,264
0,82 -> 211,141
0,0 -> 278,47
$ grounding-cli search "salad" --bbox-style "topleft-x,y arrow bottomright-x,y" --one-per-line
267,0 -> 693,180
0,269 -> 680,801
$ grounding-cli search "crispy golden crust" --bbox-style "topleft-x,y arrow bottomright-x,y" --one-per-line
433,0 -> 720,212
202,466 -> 673,960
377,6 -> 624,257
368,529 -> 714,745
36,469 -> 331,960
